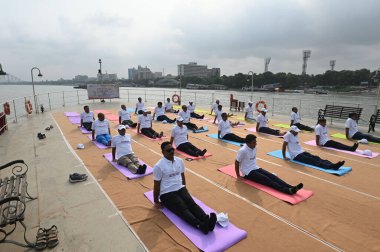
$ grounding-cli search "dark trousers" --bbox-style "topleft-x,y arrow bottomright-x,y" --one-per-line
137,110 -> 143,114
222,133 -> 245,143
141,128 -> 158,138
190,112 -> 203,119
160,187 -> 207,228
293,123 -> 314,132
82,122 -> 92,131
259,127 -> 280,136
245,168 -> 292,194
352,132 -> 380,143
323,140 -> 352,151
177,142 -> 202,157
122,120 -> 137,128
157,115 -> 175,123
294,151 -> 333,169
184,122 -> 198,131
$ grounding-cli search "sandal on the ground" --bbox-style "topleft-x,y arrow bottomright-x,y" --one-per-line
35,228 -> 47,250
44,225 -> 59,248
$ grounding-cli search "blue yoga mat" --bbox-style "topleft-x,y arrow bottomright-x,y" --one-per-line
207,133 -> 243,147
267,150 -> 352,176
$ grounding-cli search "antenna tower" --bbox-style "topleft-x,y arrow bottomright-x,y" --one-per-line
329,60 -> 336,71
264,57 -> 271,72
302,50 -> 311,75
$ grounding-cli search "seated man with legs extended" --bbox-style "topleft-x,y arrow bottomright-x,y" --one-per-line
137,109 -> 163,139
345,112 -> 380,143
153,102 -> 176,123
218,113 -> 245,143
170,117 -> 207,157
244,102 -> 256,121
236,134 -> 303,195
188,101 -> 205,119
153,141 -> 217,234
111,125 -> 147,174
119,104 -> 137,128
316,118 -> 358,151
213,104 -> 232,124
178,105 -> 204,132
282,126 -> 345,170
165,98 -> 179,113
91,113 -> 112,146
80,105 -> 95,131
290,107 -> 314,132
257,108 -> 285,136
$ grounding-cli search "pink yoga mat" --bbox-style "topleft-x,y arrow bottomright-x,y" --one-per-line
87,135 -> 110,149
173,145 -> 212,160
68,116 -> 81,124
144,190 -> 247,252
133,129 -> 168,141
245,127 -> 284,138
94,110 -> 111,114
79,126 -> 91,134
103,153 -> 153,179
218,165 -> 314,205
105,114 -> 119,121
303,140 -> 379,159
65,111 -> 79,117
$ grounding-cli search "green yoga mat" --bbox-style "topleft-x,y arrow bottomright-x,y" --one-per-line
331,133 -> 380,145
273,124 -> 290,129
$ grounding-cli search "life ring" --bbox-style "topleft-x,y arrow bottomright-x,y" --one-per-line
3,102 -> 10,115
25,100 -> 33,114
255,100 -> 267,112
172,94 -> 181,104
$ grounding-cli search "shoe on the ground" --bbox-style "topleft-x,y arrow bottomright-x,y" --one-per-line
45,127 -> 51,131
351,143 -> 359,152
50,125 -> 54,129
37,133 -> 46,140
200,149 -> 207,156
69,173 -> 88,183
209,213 -> 217,231
136,164 -> 147,174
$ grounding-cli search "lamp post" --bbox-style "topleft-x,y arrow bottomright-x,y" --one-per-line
31,67 -> 43,114
0,64 -> 6,75
98,59 -> 103,84
247,71 -> 254,101
179,75 -> 182,105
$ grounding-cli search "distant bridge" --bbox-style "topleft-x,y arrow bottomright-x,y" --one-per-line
0,73 -> 25,83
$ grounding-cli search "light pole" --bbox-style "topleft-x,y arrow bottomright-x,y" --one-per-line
179,75 -> 182,105
31,67 -> 43,114
247,71 -> 254,101
374,67 -> 380,111
98,59 -> 103,84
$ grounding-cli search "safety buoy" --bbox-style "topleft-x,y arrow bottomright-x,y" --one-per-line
25,100 -> 33,114
255,100 -> 267,112
3,102 -> 10,115
172,94 -> 181,104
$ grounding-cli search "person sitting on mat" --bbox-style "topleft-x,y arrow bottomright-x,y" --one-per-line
210,99 -> 220,115
135,97 -> 145,115
170,117 -> 207,157
153,102 -> 176,123
257,108 -> 285,136
80,105 -> 95,131
290,107 -> 314,132
282,126 -> 345,170
236,134 -> 303,195
137,109 -> 163,139
91,112 -> 111,146
119,104 -> 137,128
111,125 -> 147,174
178,105 -> 204,132
165,98 -> 179,113
213,105 -> 232,124
188,101 -> 205,119
244,102 -> 256,121
153,141 -> 217,234
218,113 -> 245,143
316,118 -> 358,151
345,112 -> 380,143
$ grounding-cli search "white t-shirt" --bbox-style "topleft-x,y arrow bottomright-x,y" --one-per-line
291,112 -> 301,124
138,114 -> 152,129
283,132 -> 304,159
345,118 -> 358,138
188,104 -> 195,113
136,102 -> 145,111
214,109 -> 223,123
212,103 -> 219,113
315,124 -> 329,145
154,106 -> 165,117
245,106 -> 255,119
165,102 -> 173,111
236,145 -> 259,176
178,110 -> 191,123
91,119 -> 110,135
111,134 -> 133,159
80,111 -> 94,123
153,156 -> 185,196
218,120 -> 232,138
257,114 -> 268,128
171,125 -> 188,147
118,109 -> 131,121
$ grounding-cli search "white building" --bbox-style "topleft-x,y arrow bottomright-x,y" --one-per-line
177,62 -> 220,78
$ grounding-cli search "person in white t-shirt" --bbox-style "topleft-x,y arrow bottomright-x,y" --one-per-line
213,105 -> 232,124
282,126 -> 345,170
165,98 -> 179,113
137,109 -> 163,139
153,102 -> 176,123
210,100 -> 220,115
170,117 -> 207,157
236,134 -> 303,195
218,113 -> 245,143
119,104 -> 137,128
178,105 -> 204,131
244,102 -> 256,121
256,108 -> 285,136
80,105 -> 95,131
153,141 -> 217,234
188,101 -> 205,119
345,113 -> 380,143
290,107 -> 314,132
135,97 -> 145,114
111,125 -> 147,174
316,118 -> 358,151
91,113 -> 111,146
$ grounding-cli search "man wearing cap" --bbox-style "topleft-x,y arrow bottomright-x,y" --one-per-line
256,108 -> 285,136
188,101 -> 205,119
345,113 -> 380,143
153,102 -> 176,123
282,126 -> 345,170
91,113 -> 112,146
80,105 -> 95,131
210,100 -> 220,115
137,109 -> 163,139
290,107 -> 314,132
135,97 -> 145,115
244,102 -> 256,121
119,104 -> 137,128
178,105 -> 203,131
236,134 -> 304,195
111,125 -> 147,174
165,98 -> 179,113
218,113 -> 245,143
170,117 -> 207,157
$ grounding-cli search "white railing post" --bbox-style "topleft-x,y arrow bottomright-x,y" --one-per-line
48,93 -> 51,110
12,99 -> 17,123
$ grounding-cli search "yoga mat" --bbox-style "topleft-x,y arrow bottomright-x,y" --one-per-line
207,133 -> 244,147
94,110 -> 111,114
218,165 -> 314,205
245,127 -> 284,138
267,150 -> 352,176
103,153 -> 153,179
133,129 -> 168,141
79,126 -> 91,134
273,124 -> 290,129
175,148 -> 213,160
105,114 -> 119,121
68,116 -> 81,124
87,135 -> 110,149
331,133 -> 380,145
144,190 -> 247,252
303,140 -> 379,159
65,112 -> 79,117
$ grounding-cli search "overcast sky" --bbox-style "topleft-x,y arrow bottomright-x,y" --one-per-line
1,0 -> 380,81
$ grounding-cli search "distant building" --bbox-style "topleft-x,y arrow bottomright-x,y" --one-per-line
97,72 -> 118,82
177,62 -> 220,78
73,75 -> 88,82
128,65 -> 161,80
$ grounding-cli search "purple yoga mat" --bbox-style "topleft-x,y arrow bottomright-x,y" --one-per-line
65,111 -> 80,117
103,153 -> 153,179
87,135 -> 110,149
245,127 -> 284,138
68,116 -> 81,124
144,190 -> 247,252
79,126 -> 91,134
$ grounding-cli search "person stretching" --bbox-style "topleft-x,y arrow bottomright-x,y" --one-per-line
137,109 -> 163,139
91,113 -> 111,146
178,105 -> 204,131
165,98 -> 179,113
290,107 -> 314,132
213,105 -> 232,124
153,102 -> 176,123
257,108 -> 285,136
244,102 -> 256,121
210,100 -> 220,115
345,112 -> 380,143
218,113 -> 245,143
135,97 -> 145,114
80,105 -> 95,131
188,101 -> 205,119
119,104 -> 137,128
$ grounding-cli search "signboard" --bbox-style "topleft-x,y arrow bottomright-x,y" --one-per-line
87,84 -> 120,99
